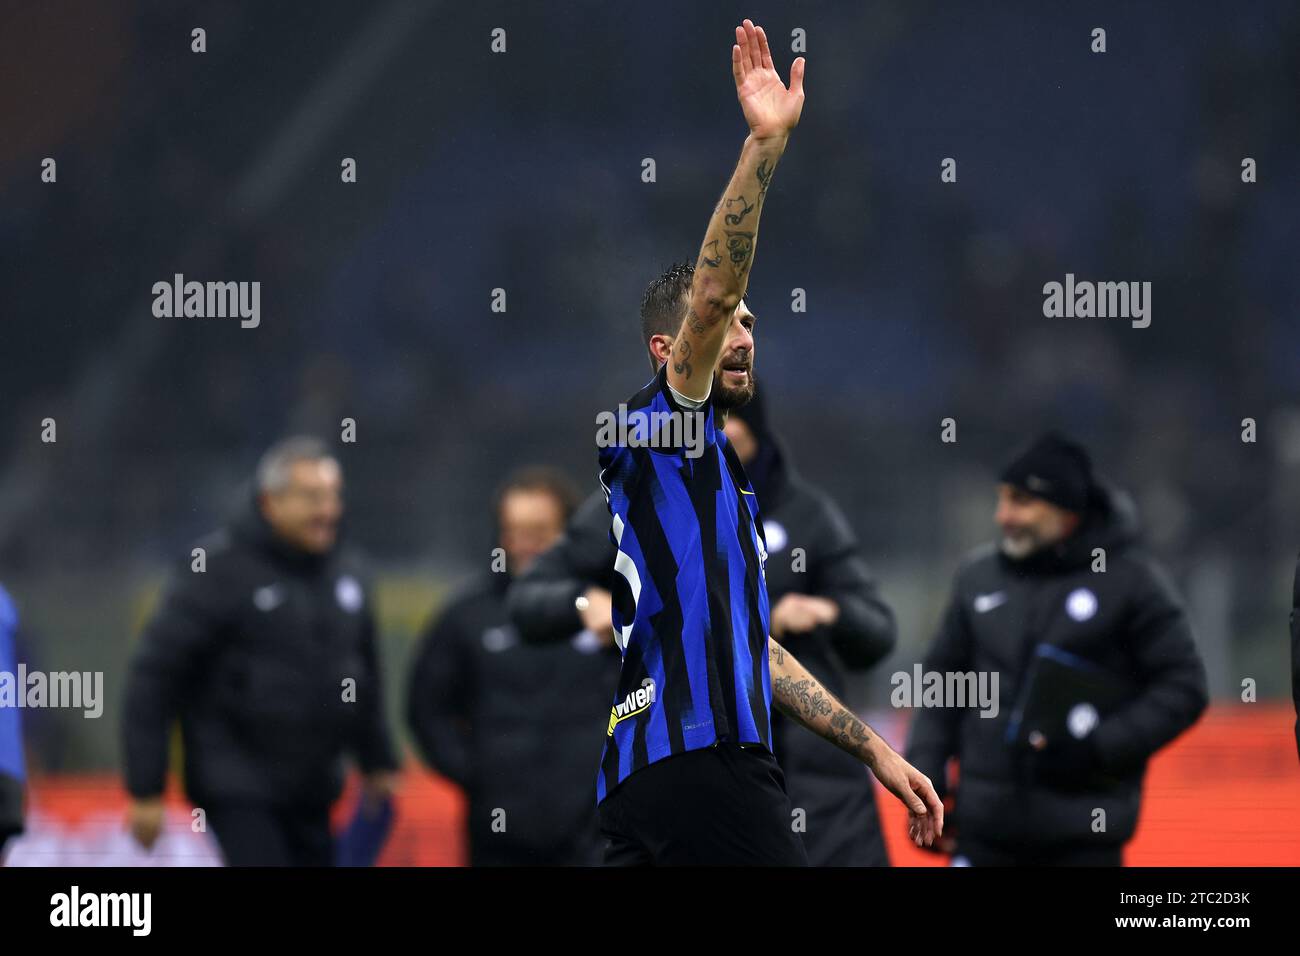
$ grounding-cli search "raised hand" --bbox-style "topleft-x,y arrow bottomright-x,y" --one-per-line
732,19 -> 805,141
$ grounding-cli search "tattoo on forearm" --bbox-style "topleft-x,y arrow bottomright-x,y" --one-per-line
673,338 -> 694,379
771,644 -> 875,760
773,676 -> 833,722
724,230 -> 755,275
699,239 -> 722,269
724,194 -> 755,226
686,307 -> 707,335
829,708 -> 873,754
756,158 -> 775,206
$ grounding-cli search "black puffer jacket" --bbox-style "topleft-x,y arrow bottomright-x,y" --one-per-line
123,495 -> 397,807
407,572 -> 621,862
509,429 -> 898,865
744,431 -> 898,866
906,483 -> 1208,847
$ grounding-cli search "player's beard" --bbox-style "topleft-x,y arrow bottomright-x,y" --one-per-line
711,362 -> 756,410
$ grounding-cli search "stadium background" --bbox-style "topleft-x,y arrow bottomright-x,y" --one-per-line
2,1 -> 1298,863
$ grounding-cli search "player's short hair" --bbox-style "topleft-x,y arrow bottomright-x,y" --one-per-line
256,436 -> 335,493
495,466 -> 581,524
640,261 -> 749,369
640,261 -> 695,355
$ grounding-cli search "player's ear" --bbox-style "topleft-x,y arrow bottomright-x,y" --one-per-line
648,334 -> 674,368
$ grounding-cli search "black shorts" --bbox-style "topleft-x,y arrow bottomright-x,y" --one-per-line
597,740 -> 809,866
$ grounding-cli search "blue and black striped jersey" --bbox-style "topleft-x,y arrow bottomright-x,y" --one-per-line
595,365 -> 772,802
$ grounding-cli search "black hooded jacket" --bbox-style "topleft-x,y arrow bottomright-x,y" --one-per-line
122,495 -> 398,807
508,413 -> 898,865
905,483 -> 1208,848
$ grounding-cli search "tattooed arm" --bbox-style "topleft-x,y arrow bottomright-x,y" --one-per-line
668,19 -> 805,401
768,637 -> 945,847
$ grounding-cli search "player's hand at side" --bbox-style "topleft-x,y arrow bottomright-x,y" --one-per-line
867,742 -> 945,847
732,19 -> 805,141
909,793 -> 958,854
909,816 -> 958,855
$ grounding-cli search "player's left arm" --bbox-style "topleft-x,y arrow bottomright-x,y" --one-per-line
767,637 -> 943,847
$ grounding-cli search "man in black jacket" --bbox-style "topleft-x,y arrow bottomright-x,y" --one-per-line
508,294 -> 899,865
906,432 -> 1208,866
123,437 -> 398,866
408,467 -> 622,866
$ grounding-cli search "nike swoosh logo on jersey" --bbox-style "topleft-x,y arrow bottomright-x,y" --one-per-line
973,591 -> 1008,614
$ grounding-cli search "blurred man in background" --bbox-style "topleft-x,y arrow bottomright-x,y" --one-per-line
724,395 -> 897,865
511,384 -> 899,865
408,467 -> 621,866
906,432 -> 1207,866
0,584 -> 23,856
122,437 -> 398,866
